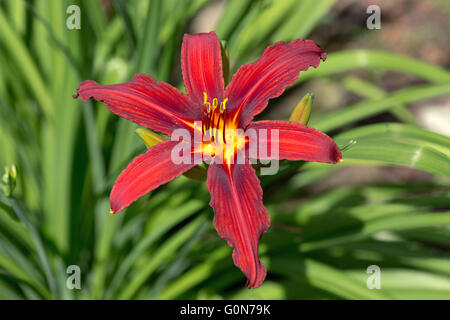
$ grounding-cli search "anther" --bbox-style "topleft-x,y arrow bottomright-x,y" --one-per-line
220,98 -> 228,113
203,92 -> 211,112
202,92 -> 229,143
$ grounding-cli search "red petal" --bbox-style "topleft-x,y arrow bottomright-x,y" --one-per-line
247,120 -> 341,163
181,32 -> 225,106
74,74 -> 199,136
110,140 -> 196,213
207,163 -> 270,288
225,39 -> 326,127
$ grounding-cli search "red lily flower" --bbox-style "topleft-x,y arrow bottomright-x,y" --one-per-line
74,32 -> 341,288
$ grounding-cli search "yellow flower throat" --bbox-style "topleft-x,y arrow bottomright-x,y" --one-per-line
200,93 -> 244,162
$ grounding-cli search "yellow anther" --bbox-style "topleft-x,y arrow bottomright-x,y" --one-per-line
203,92 -> 211,112
220,98 -> 228,113
203,92 -> 227,114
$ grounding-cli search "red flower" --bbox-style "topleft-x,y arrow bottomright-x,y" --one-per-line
74,32 -> 341,288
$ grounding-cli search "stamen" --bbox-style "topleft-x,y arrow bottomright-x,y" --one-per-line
202,92 -> 229,144
203,92 -> 211,113
210,111 -> 217,141
206,109 -> 213,136
222,117 -> 226,143
215,113 -> 221,142
220,98 -> 228,113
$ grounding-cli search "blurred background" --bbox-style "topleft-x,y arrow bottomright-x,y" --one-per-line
0,0 -> 449,299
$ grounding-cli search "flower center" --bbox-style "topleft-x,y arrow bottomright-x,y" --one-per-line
201,92 -> 229,144
200,92 -> 244,163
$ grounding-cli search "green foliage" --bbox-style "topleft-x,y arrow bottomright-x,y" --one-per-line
0,0 -> 449,300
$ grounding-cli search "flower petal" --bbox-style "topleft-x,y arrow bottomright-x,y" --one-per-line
110,140 -> 196,213
225,39 -> 326,127
247,120 -> 342,163
207,163 -> 270,288
181,32 -> 225,106
74,74 -> 199,136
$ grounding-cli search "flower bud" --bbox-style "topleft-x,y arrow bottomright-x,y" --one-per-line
289,93 -> 313,125
136,128 -> 165,148
220,40 -> 230,86
2,164 -> 17,197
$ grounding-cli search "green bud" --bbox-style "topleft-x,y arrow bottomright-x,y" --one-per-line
220,40 -> 230,86
289,93 -> 313,125
136,128 -> 165,148
2,164 -> 17,197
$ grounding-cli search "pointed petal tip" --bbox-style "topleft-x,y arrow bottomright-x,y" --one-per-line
72,82 -> 84,99
333,144 -> 343,164
74,80 -> 99,102
316,42 -> 327,62
109,208 -> 116,215
245,263 -> 267,289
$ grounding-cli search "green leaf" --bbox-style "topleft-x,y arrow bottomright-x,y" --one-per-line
342,76 -> 418,125
312,83 -> 450,132
118,215 -> 206,299
337,123 -> 450,156
271,0 -> 336,41
301,211 -> 450,252
299,50 -> 450,84
106,197 -> 204,298
334,123 -> 450,177
0,8 -> 53,117
230,0 -> 298,61
216,0 -> 253,40
270,257 -> 390,299
347,269 -> 450,299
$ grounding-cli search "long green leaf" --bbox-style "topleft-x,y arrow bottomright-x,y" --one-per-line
299,50 -> 450,84
334,123 -> 450,177
312,83 -> 450,132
